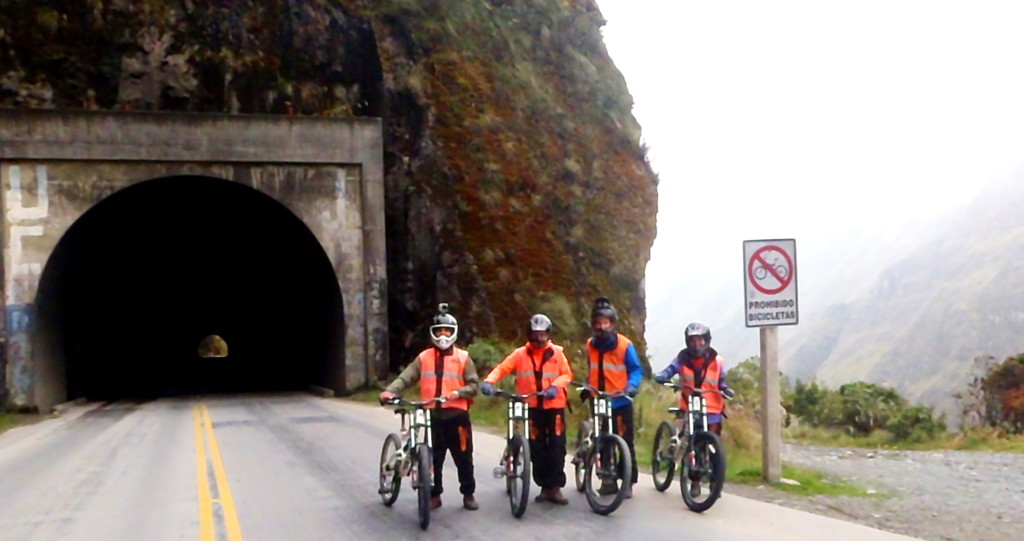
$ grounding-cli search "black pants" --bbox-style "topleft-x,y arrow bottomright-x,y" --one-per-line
529,407 -> 567,489
612,403 -> 639,485
430,410 -> 475,497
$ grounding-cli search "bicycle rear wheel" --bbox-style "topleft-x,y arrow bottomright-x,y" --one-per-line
680,431 -> 726,513
651,421 -> 677,492
572,422 -> 592,492
378,433 -> 402,506
506,434 -> 531,518
582,433 -> 631,515
414,444 -> 432,529
573,453 -> 586,492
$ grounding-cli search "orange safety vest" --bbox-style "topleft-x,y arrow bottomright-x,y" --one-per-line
587,334 -> 633,393
485,342 -> 573,409
680,354 -> 725,414
419,347 -> 471,410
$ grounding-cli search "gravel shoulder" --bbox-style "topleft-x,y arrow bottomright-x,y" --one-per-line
724,443 -> 1024,541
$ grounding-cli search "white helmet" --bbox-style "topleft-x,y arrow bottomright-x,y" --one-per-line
430,303 -> 458,350
529,314 -> 553,333
528,314 -> 552,348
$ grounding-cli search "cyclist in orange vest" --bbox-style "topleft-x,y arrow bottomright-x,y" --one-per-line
653,321 -> 734,498
580,297 -> 643,498
380,304 -> 480,511
481,314 -> 574,505
653,321 -> 734,435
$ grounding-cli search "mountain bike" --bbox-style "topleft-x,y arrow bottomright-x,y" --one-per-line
569,381 -> 633,516
378,396 -> 446,530
651,382 -> 728,512
489,389 -> 543,518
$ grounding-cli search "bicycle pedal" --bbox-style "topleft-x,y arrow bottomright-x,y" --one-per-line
492,466 -> 506,479
377,487 -> 390,495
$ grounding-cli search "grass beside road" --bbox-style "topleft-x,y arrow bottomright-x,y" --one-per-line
730,463 -> 876,497
0,411 -> 50,436
783,423 -> 1024,454
345,387 -> 386,405
942,428 -> 1024,452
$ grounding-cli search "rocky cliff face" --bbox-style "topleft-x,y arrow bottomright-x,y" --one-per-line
1,0 -> 658,371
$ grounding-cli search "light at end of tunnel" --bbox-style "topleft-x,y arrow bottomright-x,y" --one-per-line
199,335 -> 229,358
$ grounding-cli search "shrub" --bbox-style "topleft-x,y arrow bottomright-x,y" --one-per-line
981,353 -> 1024,433
467,337 -> 517,375
887,405 -> 947,442
836,382 -> 904,435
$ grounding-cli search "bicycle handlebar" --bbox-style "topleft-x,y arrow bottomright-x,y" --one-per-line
491,390 -> 544,401
383,396 -> 448,408
571,381 -> 632,400
660,381 -> 733,399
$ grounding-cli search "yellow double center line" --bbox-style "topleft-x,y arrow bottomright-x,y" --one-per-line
194,403 -> 244,541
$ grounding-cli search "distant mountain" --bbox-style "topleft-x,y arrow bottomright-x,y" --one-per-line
646,221 -> 924,370
647,177 -> 1024,419
781,178 -> 1024,417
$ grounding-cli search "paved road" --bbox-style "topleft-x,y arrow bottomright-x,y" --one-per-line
0,394 -> 921,540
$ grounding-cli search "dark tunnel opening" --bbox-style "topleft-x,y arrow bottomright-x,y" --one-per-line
34,175 -> 345,402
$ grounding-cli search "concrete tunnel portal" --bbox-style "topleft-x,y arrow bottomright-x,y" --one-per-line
33,175 -> 346,401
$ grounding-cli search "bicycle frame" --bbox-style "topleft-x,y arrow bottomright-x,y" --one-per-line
570,381 -> 634,515
683,389 -> 710,437
662,383 -> 729,464
490,390 -> 541,480
403,405 -> 434,448
590,394 -> 615,441
378,396 -> 447,530
658,383 -> 720,460
386,397 -> 444,475
575,382 -> 628,453
662,382 -> 719,432
506,395 -> 529,439
651,381 -> 730,512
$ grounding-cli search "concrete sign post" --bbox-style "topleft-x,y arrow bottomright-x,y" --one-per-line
743,239 -> 798,483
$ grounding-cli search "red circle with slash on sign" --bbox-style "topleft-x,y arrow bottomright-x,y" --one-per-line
748,245 -> 794,295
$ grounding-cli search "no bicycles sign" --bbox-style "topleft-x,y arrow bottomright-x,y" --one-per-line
743,239 -> 798,327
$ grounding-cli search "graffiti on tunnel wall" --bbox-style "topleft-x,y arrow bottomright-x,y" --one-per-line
4,304 -> 34,406
3,164 -> 49,406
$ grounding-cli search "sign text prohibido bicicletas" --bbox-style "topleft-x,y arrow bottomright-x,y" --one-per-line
743,239 -> 798,327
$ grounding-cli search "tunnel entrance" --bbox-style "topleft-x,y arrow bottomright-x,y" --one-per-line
34,175 -> 345,401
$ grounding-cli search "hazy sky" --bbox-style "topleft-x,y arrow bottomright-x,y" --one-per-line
598,1 -> 1024,352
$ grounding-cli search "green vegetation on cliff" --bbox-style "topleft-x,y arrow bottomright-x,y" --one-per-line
341,0 -> 658,356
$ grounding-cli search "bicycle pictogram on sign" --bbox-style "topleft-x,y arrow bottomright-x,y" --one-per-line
747,245 -> 793,295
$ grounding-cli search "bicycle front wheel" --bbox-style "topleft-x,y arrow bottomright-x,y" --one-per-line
506,434 -> 531,518
651,421 -> 677,492
681,431 -> 726,513
583,433 -> 631,515
379,433 -> 402,506
414,444 -> 432,530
